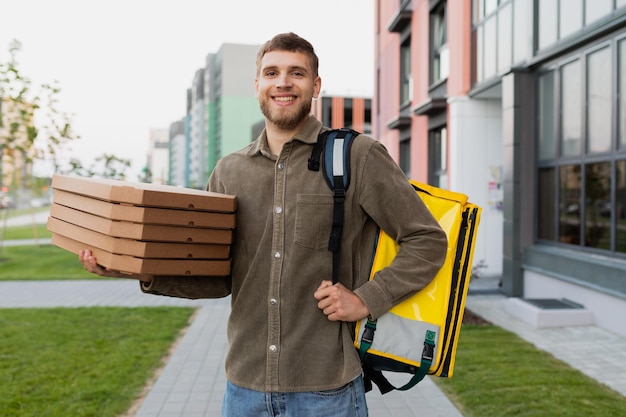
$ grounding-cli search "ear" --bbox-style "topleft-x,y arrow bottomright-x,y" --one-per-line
254,78 -> 259,97
313,76 -> 322,99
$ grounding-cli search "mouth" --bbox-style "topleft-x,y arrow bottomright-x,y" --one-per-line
273,95 -> 296,103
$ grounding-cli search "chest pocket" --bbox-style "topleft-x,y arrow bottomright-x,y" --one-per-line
294,194 -> 334,250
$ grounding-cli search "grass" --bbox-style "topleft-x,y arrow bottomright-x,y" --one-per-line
1,224 -> 51,241
434,324 -> 626,417
0,244 -> 96,280
0,306 -> 196,417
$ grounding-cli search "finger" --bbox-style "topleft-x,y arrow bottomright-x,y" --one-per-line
317,280 -> 333,290
313,280 -> 333,300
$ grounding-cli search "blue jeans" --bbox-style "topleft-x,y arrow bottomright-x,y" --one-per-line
222,375 -> 368,417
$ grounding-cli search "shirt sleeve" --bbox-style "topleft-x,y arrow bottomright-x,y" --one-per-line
352,139 -> 448,319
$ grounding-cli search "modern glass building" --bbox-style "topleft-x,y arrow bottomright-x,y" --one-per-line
375,0 -> 626,336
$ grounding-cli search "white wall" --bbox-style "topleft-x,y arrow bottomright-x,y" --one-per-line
448,96 -> 503,278
525,270 -> 626,337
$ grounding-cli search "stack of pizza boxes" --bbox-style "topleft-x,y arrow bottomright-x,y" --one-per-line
46,174 -> 236,277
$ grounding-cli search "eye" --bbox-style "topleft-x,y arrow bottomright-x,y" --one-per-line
264,70 -> 278,77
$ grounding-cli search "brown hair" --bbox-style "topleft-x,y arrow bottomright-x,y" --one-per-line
256,32 -> 319,77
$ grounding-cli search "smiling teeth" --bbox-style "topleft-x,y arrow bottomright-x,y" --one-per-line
275,97 -> 294,102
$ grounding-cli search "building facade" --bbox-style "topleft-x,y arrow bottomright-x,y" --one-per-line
168,119 -> 187,187
375,0 -> 626,336
146,128 -> 169,185
204,43 -> 263,174
166,43 -> 263,188
311,94 -> 372,136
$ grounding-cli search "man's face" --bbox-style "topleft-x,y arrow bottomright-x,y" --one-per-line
255,50 -> 321,132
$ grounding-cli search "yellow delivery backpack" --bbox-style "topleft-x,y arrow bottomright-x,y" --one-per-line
309,129 -> 482,394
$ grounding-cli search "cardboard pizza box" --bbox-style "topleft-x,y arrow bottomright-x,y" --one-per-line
51,174 -> 236,213
49,203 -> 233,244
52,189 -> 235,229
51,234 -> 231,276
47,217 -> 230,259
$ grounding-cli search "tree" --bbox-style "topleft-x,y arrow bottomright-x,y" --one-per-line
60,154 -> 131,180
0,39 -> 79,192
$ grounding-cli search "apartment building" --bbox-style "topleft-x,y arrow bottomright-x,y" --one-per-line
166,43 -> 263,188
375,0 -> 626,336
311,94 -> 372,135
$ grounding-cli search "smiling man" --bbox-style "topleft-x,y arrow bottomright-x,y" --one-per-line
80,32 -> 447,417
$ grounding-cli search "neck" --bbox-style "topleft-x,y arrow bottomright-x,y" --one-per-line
265,119 -> 307,156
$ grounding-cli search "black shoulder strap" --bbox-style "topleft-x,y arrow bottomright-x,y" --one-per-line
308,128 -> 360,284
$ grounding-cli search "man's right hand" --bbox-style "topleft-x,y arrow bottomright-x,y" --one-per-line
78,249 -> 153,282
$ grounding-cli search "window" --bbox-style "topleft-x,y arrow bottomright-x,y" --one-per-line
617,40 -> 626,149
537,36 -> 626,255
559,0 -> 583,40
587,47 -> 611,153
497,2 -> 512,73
473,0 -> 532,85
561,60 -> 582,157
431,2 -> 448,84
400,38 -> 412,105
538,71 -> 556,160
399,137 -> 411,178
428,126 -> 447,188
538,0 -> 624,51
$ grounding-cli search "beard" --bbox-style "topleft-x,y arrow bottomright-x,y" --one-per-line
260,98 -> 312,131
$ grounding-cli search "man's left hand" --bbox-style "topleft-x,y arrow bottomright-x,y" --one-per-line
314,280 -> 370,322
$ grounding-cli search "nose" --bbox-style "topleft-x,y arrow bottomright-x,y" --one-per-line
276,72 -> 292,88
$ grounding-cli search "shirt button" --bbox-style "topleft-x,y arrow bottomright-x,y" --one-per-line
278,162 -> 285,170
274,251 -> 281,259
275,206 -> 282,214
270,298 -> 277,305
269,345 -> 278,353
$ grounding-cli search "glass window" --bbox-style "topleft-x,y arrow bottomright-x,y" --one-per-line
429,127 -> 448,188
472,0 -> 484,24
538,167 -> 557,240
616,160 -> 626,253
584,162 -> 611,249
497,3 -> 512,73
618,0 -> 626,8
559,165 -> 582,244
587,47 -> 612,154
559,0 -> 583,40
400,39 -> 412,105
476,25 -> 484,83
617,39 -> 626,149
539,71 -> 556,160
538,0 -> 558,50
537,33 -> 626,256
561,60 -> 582,157
399,137 -> 411,178
484,0 -> 498,16
483,16 -> 497,80
585,0 -> 612,25
432,3 -> 448,83
513,0 -> 533,64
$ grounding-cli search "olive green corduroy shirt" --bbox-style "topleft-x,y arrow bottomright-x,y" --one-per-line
142,115 -> 447,393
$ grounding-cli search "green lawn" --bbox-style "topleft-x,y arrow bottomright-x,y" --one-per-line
1,223 -> 51,241
0,244 -> 96,280
434,324 -> 626,417
0,307 -> 195,417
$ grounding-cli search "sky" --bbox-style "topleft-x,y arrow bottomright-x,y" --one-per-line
0,0 -> 374,180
